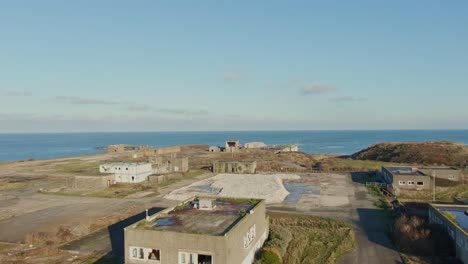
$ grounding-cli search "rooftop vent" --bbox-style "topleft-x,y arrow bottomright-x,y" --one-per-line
198,198 -> 217,210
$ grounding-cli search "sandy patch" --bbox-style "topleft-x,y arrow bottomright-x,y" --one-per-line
164,173 -> 300,204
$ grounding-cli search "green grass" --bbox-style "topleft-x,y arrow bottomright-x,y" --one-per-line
323,158 -> 406,172
256,213 -> 355,264
398,184 -> 468,203
158,169 -> 207,187
0,242 -> 15,251
55,160 -> 102,175
40,183 -> 158,198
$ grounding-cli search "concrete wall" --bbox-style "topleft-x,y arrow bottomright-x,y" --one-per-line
213,161 -> 257,174
148,173 -> 183,184
151,156 -> 189,174
393,175 -> 432,190
66,175 -> 115,189
124,200 -> 268,264
419,168 -> 462,181
225,200 -> 269,264
209,146 -> 221,152
428,205 -> 468,264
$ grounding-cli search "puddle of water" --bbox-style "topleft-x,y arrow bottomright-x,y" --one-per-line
439,207 -> 468,229
284,182 -> 320,203
196,184 -> 222,194
154,217 -> 176,226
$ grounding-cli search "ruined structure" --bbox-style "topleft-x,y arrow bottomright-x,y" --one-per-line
125,197 -> 268,264
428,204 -> 468,263
225,140 -> 240,153
150,155 -> 189,174
213,161 -> 257,174
106,144 -> 139,153
209,146 -> 222,152
99,162 -> 153,183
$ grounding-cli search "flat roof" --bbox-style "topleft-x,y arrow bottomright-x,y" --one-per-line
134,197 -> 261,236
101,162 -> 149,166
384,166 -> 426,176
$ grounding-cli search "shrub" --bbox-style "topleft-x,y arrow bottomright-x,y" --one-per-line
257,249 -> 281,264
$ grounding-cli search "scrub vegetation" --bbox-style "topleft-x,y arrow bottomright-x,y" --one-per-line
255,213 -> 355,264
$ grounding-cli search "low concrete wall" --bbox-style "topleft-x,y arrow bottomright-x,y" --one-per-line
66,175 -> 115,189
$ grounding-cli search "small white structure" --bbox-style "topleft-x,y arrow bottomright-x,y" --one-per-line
244,142 -> 267,149
99,162 -> 153,183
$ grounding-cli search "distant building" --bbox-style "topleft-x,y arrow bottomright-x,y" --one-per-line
209,146 -> 222,153
124,197 -> 269,264
381,166 -> 462,190
428,204 -> 468,263
244,142 -> 267,149
106,144 -> 140,153
225,140 -> 240,153
99,162 -> 153,183
150,155 -> 189,174
213,161 -> 257,174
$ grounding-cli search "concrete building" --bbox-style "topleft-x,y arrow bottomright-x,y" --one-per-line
381,166 -> 462,190
213,161 -> 257,174
428,204 -> 468,263
244,142 -> 267,149
225,140 -> 240,153
124,197 -> 269,264
209,146 -> 221,153
106,144 -> 140,153
150,155 -> 189,174
99,162 -> 153,183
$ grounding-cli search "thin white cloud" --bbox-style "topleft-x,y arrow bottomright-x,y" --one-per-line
330,96 -> 368,102
2,90 -> 32,96
300,84 -> 336,95
52,96 -> 118,105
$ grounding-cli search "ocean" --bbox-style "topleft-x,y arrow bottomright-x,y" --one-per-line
0,130 -> 467,162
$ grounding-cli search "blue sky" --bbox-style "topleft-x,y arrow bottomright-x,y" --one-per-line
1,1 -> 467,132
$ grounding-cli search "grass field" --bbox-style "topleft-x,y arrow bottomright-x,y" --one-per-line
55,160 -> 102,175
0,178 -> 30,191
398,184 -> 468,202
0,242 -> 15,251
320,158 -> 406,172
256,213 -> 355,264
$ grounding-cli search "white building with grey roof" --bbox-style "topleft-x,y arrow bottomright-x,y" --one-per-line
99,162 -> 152,183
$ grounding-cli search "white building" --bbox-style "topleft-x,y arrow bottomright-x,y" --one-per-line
99,162 -> 153,183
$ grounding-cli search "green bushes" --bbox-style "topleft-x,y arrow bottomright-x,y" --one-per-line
256,249 -> 281,264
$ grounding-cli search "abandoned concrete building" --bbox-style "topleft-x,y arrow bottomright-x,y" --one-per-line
225,140 -> 240,153
125,197 -> 268,264
428,204 -> 468,264
244,142 -> 267,149
99,162 -> 153,183
106,144 -> 140,153
213,161 -> 257,174
208,146 -> 222,152
141,145 -> 209,156
381,166 -> 462,190
150,155 -> 189,174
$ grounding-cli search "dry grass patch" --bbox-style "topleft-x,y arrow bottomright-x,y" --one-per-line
399,184 -> 468,203
0,178 -> 30,191
256,213 -> 355,264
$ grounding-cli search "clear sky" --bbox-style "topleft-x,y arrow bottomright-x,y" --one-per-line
1,1 -> 467,132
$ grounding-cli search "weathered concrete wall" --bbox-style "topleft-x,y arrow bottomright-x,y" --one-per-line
393,175 -> 432,190
419,168 -> 462,181
124,200 -> 268,264
148,173 -> 183,184
213,161 -> 257,174
66,175 -> 115,189
225,200 -> 269,264
225,140 -> 240,153
151,156 -> 189,174
428,204 -> 468,264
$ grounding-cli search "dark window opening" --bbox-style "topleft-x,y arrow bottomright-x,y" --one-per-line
139,248 -> 144,259
132,176 -> 135,181
198,254 -> 212,264
417,181 -> 424,185
148,249 -> 160,260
